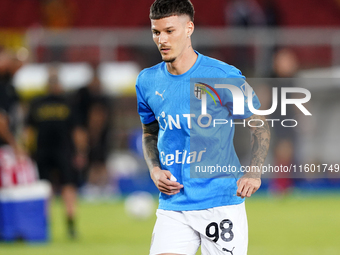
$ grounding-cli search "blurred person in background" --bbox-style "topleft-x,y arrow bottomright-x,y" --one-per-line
225,0 -> 280,27
261,0 -> 280,27
224,0 -> 266,73
0,50 -> 23,159
224,0 -> 280,75
25,69 -> 86,238
73,71 -> 111,200
269,48 -> 299,194
225,0 -> 265,27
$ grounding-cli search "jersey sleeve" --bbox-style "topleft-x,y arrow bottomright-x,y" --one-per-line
135,75 -> 156,124
223,67 -> 261,119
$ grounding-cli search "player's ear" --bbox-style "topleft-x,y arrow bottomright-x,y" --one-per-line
186,21 -> 194,38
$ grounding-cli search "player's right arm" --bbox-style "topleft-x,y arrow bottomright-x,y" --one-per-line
142,120 -> 183,195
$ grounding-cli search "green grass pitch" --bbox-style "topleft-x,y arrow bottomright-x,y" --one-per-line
0,193 -> 339,255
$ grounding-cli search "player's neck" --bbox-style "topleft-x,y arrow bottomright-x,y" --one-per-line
166,47 -> 197,75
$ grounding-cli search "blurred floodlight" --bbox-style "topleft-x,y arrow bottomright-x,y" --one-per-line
13,64 -> 49,91
58,63 -> 93,90
99,62 -> 140,95
13,62 -> 140,95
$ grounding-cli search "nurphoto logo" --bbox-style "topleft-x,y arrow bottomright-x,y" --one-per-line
194,80 -> 311,128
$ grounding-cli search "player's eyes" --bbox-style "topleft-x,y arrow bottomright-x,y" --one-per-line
153,31 -> 160,36
167,30 -> 173,34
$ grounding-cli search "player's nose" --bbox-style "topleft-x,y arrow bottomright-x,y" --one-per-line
158,32 -> 168,44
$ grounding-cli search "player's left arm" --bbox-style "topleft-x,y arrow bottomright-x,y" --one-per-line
237,114 -> 270,198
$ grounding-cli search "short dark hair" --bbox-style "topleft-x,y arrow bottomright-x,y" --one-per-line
150,0 -> 194,22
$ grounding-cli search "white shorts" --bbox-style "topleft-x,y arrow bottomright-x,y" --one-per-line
150,202 -> 248,255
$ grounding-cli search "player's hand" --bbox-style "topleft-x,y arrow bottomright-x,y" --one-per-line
12,144 -> 27,162
236,177 -> 261,199
151,167 -> 183,195
73,152 -> 88,170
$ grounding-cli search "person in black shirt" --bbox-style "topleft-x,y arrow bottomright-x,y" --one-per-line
26,72 -> 83,238
73,73 -> 111,198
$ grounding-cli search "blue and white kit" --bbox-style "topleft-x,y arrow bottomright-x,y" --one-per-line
136,51 -> 261,211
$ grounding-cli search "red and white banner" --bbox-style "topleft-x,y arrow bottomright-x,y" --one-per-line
0,146 -> 38,188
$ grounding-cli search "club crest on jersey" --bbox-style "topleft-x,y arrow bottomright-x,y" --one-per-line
194,82 -> 223,106
194,83 -> 204,100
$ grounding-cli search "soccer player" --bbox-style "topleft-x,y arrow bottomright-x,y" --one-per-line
135,0 -> 270,254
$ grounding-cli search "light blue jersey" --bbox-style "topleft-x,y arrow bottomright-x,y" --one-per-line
136,52 -> 260,211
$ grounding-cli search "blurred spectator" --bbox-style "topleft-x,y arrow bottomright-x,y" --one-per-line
261,0 -> 280,26
272,48 -> 299,78
0,50 -> 23,159
224,0 -> 281,75
269,48 -> 300,194
224,0 -> 266,73
25,68 -> 84,238
73,72 -> 111,200
270,48 -> 299,133
225,0 -> 265,27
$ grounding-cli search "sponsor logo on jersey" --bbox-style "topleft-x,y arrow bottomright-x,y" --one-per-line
160,149 -> 206,166
157,111 -> 167,130
36,104 -> 70,121
155,90 -> 165,100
